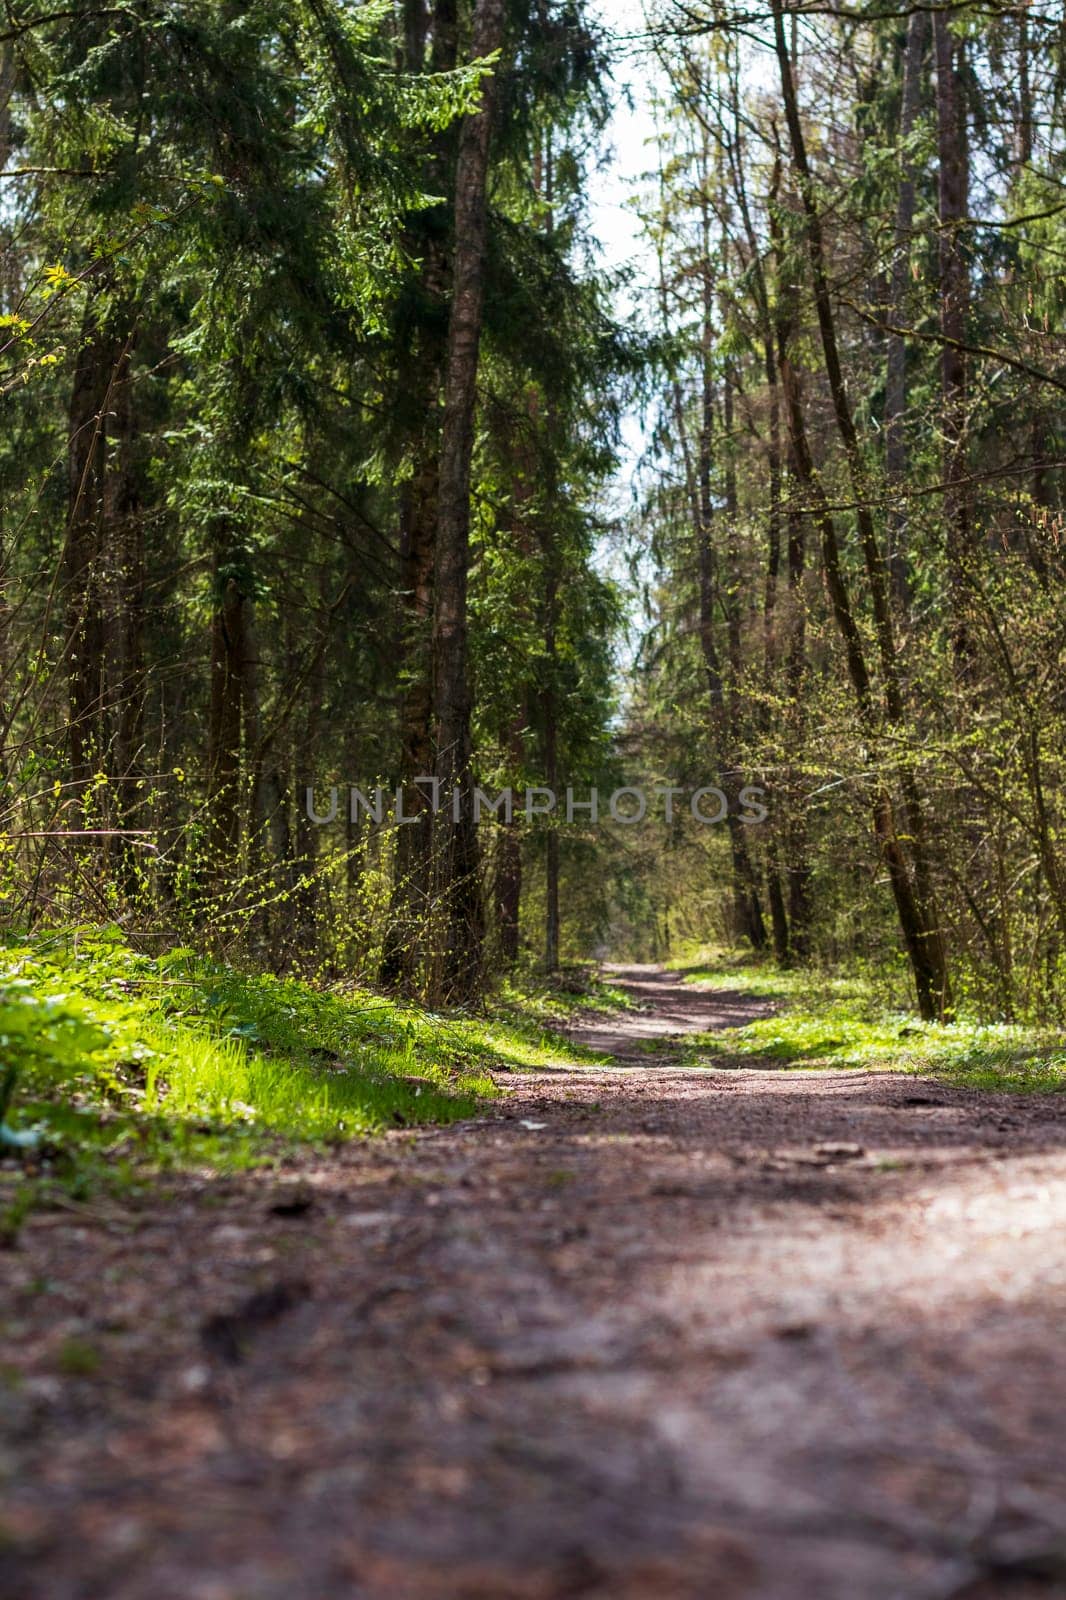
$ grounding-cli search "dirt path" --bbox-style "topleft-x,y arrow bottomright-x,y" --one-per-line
561,962 -> 780,1057
5,967 -> 1066,1600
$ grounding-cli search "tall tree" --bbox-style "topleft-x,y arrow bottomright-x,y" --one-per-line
884,10 -> 928,599
430,0 -> 506,1003
933,11 -> 971,661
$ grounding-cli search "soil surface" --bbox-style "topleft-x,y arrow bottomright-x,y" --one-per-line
562,963 -> 779,1058
5,965 -> 1066,1600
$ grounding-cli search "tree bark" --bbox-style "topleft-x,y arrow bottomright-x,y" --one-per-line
701,177 -> 766,950
885,10 -> 928,601
729,122 -> 800,962
429,0 -> 504,1004
1017,6 -> 1032,170
380,456 -> 439,990
656,142 -> 768,955
380,0 -> 457,992
64,289 -> 143,875
205,545 -> 246,887
769,177 -> 813,961
783,484 -> 812,960
102,334 -> 144,892
934,12 -> 971,662
1014,7 -> 1049,517
772,0 -> 949,1017
65,293 -> 123,789
543,563 -> 560,973
494,711 -> 524,965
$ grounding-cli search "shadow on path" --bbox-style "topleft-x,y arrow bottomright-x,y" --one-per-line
565,961 -> 777,1061
6,967 -> 1066,1600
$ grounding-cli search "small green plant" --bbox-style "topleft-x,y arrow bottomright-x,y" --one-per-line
56,1337 -> 100,1377
0,1181 -> 34,1247
0,980 -> 110,1152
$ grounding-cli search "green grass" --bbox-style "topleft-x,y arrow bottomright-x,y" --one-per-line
0,928 -> 492,1139
0,928 -> 597,1226
494,963 -> 635,1026
666,943 -> 806,1001
669,944 -> 1066,1092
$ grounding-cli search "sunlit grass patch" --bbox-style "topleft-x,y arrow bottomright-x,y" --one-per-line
666,954 -> 800,1000
0,929 -> 512,1226
485,966 -> 625,1068
679,970 -> 1066,1092
140,1016 -> 482,1140
0,931 -> 622,1219
666,943 -> 872,1006
473,1017 -> 608,1071
496,964 -> 636,1023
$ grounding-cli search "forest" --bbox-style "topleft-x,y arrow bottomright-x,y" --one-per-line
3,2 -> 1066,1597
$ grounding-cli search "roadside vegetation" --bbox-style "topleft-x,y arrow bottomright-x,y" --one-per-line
495,966 -> 636,1026
0,930 -> 619,1239
670,947 -> 1066,1093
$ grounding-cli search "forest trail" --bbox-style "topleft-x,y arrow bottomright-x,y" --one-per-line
6,968 -> 1066,1600
560,962 -> 780,1058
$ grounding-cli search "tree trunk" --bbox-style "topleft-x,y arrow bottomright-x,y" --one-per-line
772,186 -> 813,961
885,10 -> 928,600
64,289 -> 145,885
720,307 -> 766,949
494,825 -> 522,965
429,0 -> 504,1004
701,182 -> 766,951
766,844 -> 790,964
495,710 -> 524,966
380,0 -> 457,992
1017,7 -> 1032,170
65,293 -> 129,793
1015,9 -> 1049,517
205,547 -> 246,890
731,124 -> 800,963
773,0 -> 949,1017
784,491 -> 812,960
102,335 -> 144,893
934,12 -> 971,662
656,141 -> 768,955
543,565 -> 560,973
292,627 -> 325,960
380,459 -> 438,990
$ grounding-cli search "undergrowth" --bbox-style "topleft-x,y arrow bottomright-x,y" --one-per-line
669,944 -> 1066,1092
0,928 -> 603,1234
495,963 -> 634,1026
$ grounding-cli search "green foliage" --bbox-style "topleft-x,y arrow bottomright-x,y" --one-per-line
673,958 -> 1066,1093
495,964 -> 636,1024
4,0 -> 1064,1036
621,14 -> 1066,1019
0,929 -> 506,1207
0,0 -> 634,997
0,929 -> 642,1223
